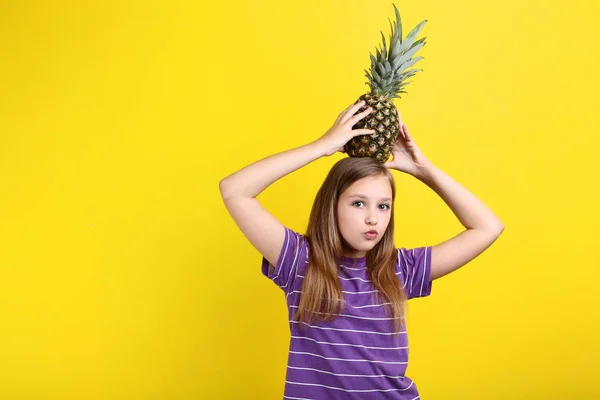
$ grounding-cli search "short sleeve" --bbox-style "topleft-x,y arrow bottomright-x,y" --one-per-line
261,226 -> 307,293
397,246 -> 433,299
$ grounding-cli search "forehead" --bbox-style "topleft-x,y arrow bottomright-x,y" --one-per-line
341,175 -> 392,199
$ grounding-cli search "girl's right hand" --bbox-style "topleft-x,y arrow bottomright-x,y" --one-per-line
314,100 -> 376,157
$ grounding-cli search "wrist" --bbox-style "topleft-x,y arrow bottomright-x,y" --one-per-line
308,138 -> 336,158
413,159 -> 436,182
306,139 -> 329,159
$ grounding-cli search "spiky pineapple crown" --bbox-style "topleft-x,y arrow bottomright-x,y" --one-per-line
365,4 -> 427,99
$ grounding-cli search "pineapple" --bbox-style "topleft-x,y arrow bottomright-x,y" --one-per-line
344,4 -> 427,162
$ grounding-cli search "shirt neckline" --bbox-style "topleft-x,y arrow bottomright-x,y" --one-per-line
338,255 -> 367,266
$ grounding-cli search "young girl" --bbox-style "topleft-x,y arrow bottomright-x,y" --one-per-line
219,100 -> 504,399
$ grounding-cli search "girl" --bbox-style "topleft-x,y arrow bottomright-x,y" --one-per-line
219,100 -> 504,399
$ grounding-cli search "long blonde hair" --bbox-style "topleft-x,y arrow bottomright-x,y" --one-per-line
294,157 -> 408,334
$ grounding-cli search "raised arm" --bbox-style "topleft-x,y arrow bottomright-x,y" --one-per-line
417,162 -> 504,281
383,120 -> 504,281
219,101 -> 376,267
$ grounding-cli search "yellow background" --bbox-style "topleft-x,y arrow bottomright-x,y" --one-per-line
1,0 -> 599,399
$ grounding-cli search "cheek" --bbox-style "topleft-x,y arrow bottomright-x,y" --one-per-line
337,208 -> 359,232
383,213 -> 392,228
337,210 -> 350,229
384,211 -> 393,223
340,208 -> 360,224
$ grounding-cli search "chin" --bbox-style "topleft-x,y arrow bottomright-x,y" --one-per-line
342,235 -> 380,255
350,241 -> 377,253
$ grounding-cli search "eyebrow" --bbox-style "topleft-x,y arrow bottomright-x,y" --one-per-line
347,194 -> 392,202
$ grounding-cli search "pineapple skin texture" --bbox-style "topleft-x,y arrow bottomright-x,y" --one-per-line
344,93 -> 400,163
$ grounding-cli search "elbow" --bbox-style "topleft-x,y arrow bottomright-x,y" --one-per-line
496,223 -> 505,236
219,177 -> 247,202
477,217 -> 504,238
489,219 -> 505,237
219,176 -> 252,202
219,177 -> 233,200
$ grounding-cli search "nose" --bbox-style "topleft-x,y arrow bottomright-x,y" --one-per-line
366,208 -> 378,225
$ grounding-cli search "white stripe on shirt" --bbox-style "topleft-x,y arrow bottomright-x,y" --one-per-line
287,365 -> 410,379
286,380 -> 416,393
290,321 -> 405,336
290,335 -> 408,350
289,305 -> 403,321
289,350 -> 408,364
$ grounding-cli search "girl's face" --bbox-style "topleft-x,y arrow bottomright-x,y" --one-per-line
337,175 -> 393,258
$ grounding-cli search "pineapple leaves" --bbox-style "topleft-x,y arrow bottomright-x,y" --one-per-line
365,4 -> 427,95
388,5 -> 403,60
372,69 -> 382,83
410,37 -> 426,51
370,53 -> 377,64
369,54 -> 378,74
384,61 -> 392,74
390,90 -> 407,99
397,68 -> 422,81
393,5 -> 402,45
392,41 -> 425,71
380,32 -> 388,62
377,63 -> 386,78
397,20 -> 427,54
399,56 -> 424,72
388,19 -> 395,44
390,82 -> 410,95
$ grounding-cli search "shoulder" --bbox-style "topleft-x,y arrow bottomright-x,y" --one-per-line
261,226 -> 310,291
280,226 -> 311,271
395,246 -> 433,299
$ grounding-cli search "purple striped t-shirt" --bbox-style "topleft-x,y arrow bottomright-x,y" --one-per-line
261,227 -> 433,400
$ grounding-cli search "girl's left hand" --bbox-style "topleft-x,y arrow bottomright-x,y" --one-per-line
383,117 -> 430,177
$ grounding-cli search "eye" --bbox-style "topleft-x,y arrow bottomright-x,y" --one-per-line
379,204 -> 391,210
352,201 -> 364,207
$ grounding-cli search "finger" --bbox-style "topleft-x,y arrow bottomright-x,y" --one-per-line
340,100 -> 366,123
346,107 -> 373,126
402,124 -> 413,141
352,128 -> 376,137
399,124 -> 407,140
335,102 -> 357,124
